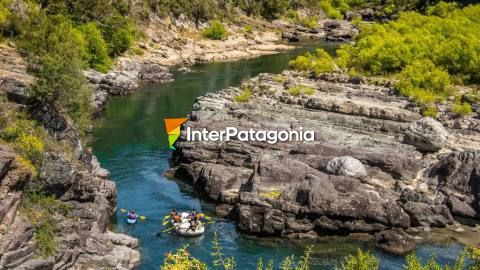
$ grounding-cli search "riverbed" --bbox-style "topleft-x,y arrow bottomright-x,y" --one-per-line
91,42 -> 464,269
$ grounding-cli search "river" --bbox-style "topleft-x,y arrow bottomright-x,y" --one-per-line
91,42 -> 463,269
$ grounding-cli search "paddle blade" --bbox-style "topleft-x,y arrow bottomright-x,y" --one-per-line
164,215 -> 171,219
162,220 -> 169,226
139,216 -> 146,220
200,214 -> 212,220
120,209 -> 127,213
163,226 -> 175,233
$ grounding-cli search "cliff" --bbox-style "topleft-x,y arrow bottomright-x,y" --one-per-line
0,45 -> 140,269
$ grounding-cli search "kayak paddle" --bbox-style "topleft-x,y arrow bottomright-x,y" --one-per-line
163,226 -> 175,233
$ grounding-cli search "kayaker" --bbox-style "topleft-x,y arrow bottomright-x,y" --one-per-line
127,211 -> 137,220
170,208 -> 178,217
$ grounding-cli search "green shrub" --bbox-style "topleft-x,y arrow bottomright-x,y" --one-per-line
396,60 -> 451,105
339,249 -> 379,270
426,1 -> 458,18
0,0 -> 10,33
289,48 -> 335,75
319,0 -> 343,19
16,134 -> 44,165
285,9 -> 299,21
244,24 -> 253,34
288,85 -> 315,96
21,190 -> 70,258
334,6 -> 480,83
101,16 -> 137,56
451,102 -> 472,117
202,20 -> 228,40
78,22 -> 112,73
161,245 -> 208,270
471,248 -> 480,270
422,106 -> 438,117
404,251 -> 466,270
35,222 -> 56,258
0,119 -> 45,166
301,16 -> 318,29
234,88 -> 252,102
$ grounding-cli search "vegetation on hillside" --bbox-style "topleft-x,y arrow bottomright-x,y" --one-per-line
290,2 -> 480,117
0,0 -> 138,128
161,238 -> 480,270
20,190 -> 71,257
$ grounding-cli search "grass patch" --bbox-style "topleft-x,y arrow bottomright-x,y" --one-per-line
274,75 -> 284,83
451,102 -> 472,118
131,47 -> 144,56
300,16 -> 318,29
244,25 -> 253,34
422,106 -> 438,118
288,85 -> 315,96
260,189 -> 282,199
234,87 -> 252,102
21,190 -> 71,258
0,107 -> 46,168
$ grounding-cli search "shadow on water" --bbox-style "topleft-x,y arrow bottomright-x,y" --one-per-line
92,41 -> 464,269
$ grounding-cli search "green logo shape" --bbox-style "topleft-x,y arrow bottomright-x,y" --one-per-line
164,118 -> 188,150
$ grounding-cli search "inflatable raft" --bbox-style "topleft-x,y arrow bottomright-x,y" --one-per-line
171,212 -> 205,237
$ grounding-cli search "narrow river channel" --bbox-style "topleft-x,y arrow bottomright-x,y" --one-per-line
91,42 -> 463,270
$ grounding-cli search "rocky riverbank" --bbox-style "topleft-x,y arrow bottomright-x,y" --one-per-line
87,15 -> 357,113
171,71 -> 480,255
0,45 -> 140,269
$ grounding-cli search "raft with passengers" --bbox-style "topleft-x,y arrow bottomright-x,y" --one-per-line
165,208 -> 206,237
122,208 -> 208,237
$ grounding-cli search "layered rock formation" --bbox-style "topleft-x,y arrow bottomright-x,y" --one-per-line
0,45 -> 139,270
172,71 -> 480,254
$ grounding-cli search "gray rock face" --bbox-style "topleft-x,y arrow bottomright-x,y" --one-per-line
0,145 -> 15,180
375,229 -> 416,255
138,64 -> 173,84
0,98 -> 139,269
403,202 -> 453,227
404,117 -> 449,152
325,156 -> 367,179
84,64 -> 173,113
173,71 -> 480,253
427,150 -> 480,218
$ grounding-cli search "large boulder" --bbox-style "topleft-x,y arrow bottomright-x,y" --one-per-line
138,64 -> 173,84
427,150 -> 480,217
403,117 -> 448,152
325,156 -> 367,179
375,229 -> 416,255
403,202 -> 453,227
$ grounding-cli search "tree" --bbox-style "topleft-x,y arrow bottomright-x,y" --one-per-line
78,22 -> 111,72
18,14 -> 92,127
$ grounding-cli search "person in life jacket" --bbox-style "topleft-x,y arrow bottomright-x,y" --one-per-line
127,211 -> 137,220
189,208 -> 198,229
170,208 -> 177,217
173,214 -> 181,223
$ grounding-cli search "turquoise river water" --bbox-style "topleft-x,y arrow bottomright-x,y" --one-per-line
91,42 -> 464,269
